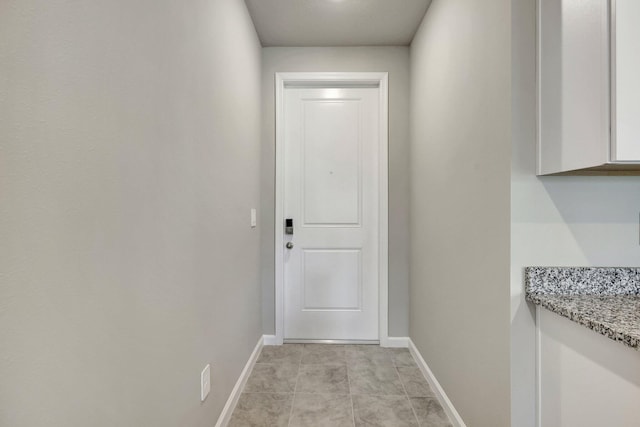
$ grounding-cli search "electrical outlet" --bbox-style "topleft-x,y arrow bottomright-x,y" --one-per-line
201,364 -> 211,402
251,208 -> 257,228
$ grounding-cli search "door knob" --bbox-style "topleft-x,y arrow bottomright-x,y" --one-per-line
286,242 -> 294,249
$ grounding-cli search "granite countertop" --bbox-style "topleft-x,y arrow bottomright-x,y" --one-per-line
525,267 -> 640,351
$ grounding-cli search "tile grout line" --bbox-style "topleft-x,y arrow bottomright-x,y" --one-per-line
399,352 -> 454,426
286,346 -> 303,427
346,350 -> 357,427
238,391 -> 295,395
395,360 -> 422,426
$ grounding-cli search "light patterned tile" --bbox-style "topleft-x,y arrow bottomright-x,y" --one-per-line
410,397 -> 453,427
397,367 -> 434,397
244,363 -> 299,393
289,393 -> 354,427
343,345 -> 379,352
297,364 -> 350,394
352,394 -> 418,427
257,344 -> 303,364
229,344 -> 454,427
349,364 -> 404,396
228,393 -> 292,427
391,349 -> 416,367
302,344 -> 347,365
346,346 -> 394,366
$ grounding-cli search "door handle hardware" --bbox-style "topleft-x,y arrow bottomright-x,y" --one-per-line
286,242 -> 294,249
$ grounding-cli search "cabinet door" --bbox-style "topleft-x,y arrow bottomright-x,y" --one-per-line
538,0 -> 610,174
538,308 -> 640,427
612,0 -> 640,161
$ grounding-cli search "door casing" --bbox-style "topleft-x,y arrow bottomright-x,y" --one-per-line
273,72 -> 389,346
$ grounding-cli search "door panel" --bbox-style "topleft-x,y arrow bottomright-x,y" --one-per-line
303,100 -> 361,225
302,249 -> 361,310
283,87 -> 379,341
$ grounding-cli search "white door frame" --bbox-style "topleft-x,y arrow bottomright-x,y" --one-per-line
274,72 -> 389,346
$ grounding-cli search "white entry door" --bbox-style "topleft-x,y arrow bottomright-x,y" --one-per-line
282,86 -> 380,341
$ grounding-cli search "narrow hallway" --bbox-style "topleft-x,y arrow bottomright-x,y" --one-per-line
229,344 -> 452,426
1,0 -> 521,425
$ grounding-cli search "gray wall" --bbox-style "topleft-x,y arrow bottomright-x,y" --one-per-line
261,47 -> 411,337
409,0 -> 512,426
0,1 -> 262,426
510,0 -> 640,425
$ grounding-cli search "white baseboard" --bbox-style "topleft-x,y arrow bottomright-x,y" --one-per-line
215,336 -> 264,427
408,339 -> 466,427
262,334 -> 280,346
381,336 -> 409,348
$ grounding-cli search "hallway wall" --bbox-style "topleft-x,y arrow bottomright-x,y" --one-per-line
409,0 -> 512,425
260,47 -> 411,337
0,1 -> 262,426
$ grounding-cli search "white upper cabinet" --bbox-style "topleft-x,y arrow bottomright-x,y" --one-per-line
612,0 -> 640,162
538,0 -> 640,175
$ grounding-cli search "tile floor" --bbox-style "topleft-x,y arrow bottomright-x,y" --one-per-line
228,344 -> 452,427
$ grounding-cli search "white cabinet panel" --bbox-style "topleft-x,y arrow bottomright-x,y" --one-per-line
538,0 -> 609,174
612,0 -> 640,161
538,0 -> 640,174
538,309 -> 640,427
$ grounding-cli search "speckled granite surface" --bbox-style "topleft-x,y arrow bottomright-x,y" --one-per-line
525,267 -> 640,351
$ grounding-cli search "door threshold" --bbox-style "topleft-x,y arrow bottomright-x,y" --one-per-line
283,339 -> 380,345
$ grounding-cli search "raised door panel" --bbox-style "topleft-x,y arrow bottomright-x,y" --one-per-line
302,249 -> 361,310
302,100 -> 361,226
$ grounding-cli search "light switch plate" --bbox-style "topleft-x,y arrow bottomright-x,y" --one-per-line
201,364 -> 211,402
251,208 -> 257,228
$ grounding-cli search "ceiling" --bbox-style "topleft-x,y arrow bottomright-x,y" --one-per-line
244,0 -> 432,47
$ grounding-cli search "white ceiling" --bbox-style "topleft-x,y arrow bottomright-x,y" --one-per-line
244,0 -> 432,47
